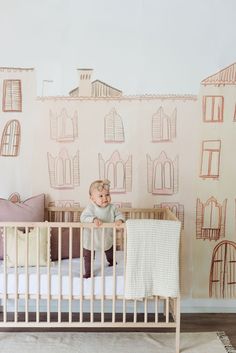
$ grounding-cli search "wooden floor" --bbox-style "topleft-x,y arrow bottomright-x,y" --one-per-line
180,313 -> 236,348
0,313 -> 235,348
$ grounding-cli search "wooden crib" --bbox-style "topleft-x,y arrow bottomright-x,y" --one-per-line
0,207 -> 181,353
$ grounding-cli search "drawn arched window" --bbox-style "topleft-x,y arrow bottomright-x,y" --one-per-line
104,108 -> 125,143
200,140 -> 221,179
47,149 -> 80,189
203,200 -> 220,229
202,96 -> 224,122
147,151 -> 178,195
99,151 -> 132,193
209,240 -> 236,298
196,197 -> 227,241
107,161 -> 125,191
2,80 -> 22,112
152,107 -> 176,142
50,109 -> 78,142
0,120 -> 21,156
56,157 -> 72,186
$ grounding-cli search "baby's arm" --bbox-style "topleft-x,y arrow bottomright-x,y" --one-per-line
114,206 -> 125,226
80,204 -> 102,225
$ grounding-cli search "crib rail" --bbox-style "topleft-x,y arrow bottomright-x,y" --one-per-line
0,207 -> 181,353
46,206 -> 175,222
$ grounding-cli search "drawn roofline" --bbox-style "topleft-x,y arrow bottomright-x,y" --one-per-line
0,67 -> 34,72
92,79 -> 122,92
201,62 -> 236,85
69,79 -> 122,95
37,93 -> 198,101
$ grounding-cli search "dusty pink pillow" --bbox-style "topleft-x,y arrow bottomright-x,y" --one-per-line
50,227 -> 80,261
0,194 -> 45,259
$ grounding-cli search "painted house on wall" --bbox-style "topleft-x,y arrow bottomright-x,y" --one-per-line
0,63 -> 235,307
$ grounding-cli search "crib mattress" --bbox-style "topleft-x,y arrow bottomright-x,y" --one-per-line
0,251 -> 125,297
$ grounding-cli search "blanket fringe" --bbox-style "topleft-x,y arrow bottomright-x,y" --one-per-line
217,332 -> 236,353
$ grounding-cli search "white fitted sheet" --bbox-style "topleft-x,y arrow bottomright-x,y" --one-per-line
0,251 -> 125,297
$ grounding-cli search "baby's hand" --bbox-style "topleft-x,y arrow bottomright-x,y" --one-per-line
115,220 -> 123,227
94,218 -> 102,227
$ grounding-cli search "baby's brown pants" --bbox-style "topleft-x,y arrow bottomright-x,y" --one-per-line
83,246 -> 114,278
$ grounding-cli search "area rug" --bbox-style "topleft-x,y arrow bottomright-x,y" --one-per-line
0,331 -> 235,353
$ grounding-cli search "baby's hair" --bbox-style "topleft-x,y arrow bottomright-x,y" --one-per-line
89,179 -> 110,196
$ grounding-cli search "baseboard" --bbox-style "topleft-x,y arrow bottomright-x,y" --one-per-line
181,298 -> 236,313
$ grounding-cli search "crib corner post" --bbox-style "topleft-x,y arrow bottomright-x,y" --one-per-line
175,295 -> 181,353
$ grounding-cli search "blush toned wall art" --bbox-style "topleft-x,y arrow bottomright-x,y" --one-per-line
104,107 -> 125,143
1,60 -> 236,305
209,240 -> 236,298
199,140 -> 221,179
152,106 -> 177,142
196,197 -> 227,241
47,148 -> 80,189
98,150 -> 132,193
48,200 -> 80,221
50,108 -> 78,142
202,95 -> 224,123
2,79 -> 22,112
0,119 -> 21,156
147,151 -> 178,195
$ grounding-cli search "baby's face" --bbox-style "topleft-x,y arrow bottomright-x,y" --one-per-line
91,188 -> 111,208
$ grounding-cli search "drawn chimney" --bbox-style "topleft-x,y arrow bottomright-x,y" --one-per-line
78,68 -> 93,97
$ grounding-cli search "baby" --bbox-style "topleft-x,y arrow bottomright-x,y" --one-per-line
80,179 -> 125,278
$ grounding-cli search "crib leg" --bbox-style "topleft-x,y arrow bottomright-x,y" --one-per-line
175,296 -> 181,353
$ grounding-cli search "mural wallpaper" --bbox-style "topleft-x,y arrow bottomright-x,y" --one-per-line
0,63 -> 236,303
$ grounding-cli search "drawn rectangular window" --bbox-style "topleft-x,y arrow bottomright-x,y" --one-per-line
2,80 -> 22,112
200,140 -> 221,179
202,96 -> 224,122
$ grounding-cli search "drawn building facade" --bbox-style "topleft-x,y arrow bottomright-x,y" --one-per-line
0,63 -> 236,303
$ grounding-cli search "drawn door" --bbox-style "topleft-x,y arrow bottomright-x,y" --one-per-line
209,241 -> 236,298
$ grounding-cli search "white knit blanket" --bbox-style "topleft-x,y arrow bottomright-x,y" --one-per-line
125,219 -> 181,299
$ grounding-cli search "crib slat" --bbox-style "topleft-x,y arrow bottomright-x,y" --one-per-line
155,296 -> 159,323
133,300 -> 137,323
47,227 -> 51,323
69,226 -> 72,323
14,227 -> 18,323
144,298 -> 148,323
25,227 -> 29,323
79,227 -> 83,323
101,227 -> 105,323
123,226 -> 127,323
36,228 -> 40,323
90,227 -> 94,323
112,226 -> 116,323
3,227 -> 7,323
58,227 -> 62,323
165,297 -> 169,323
